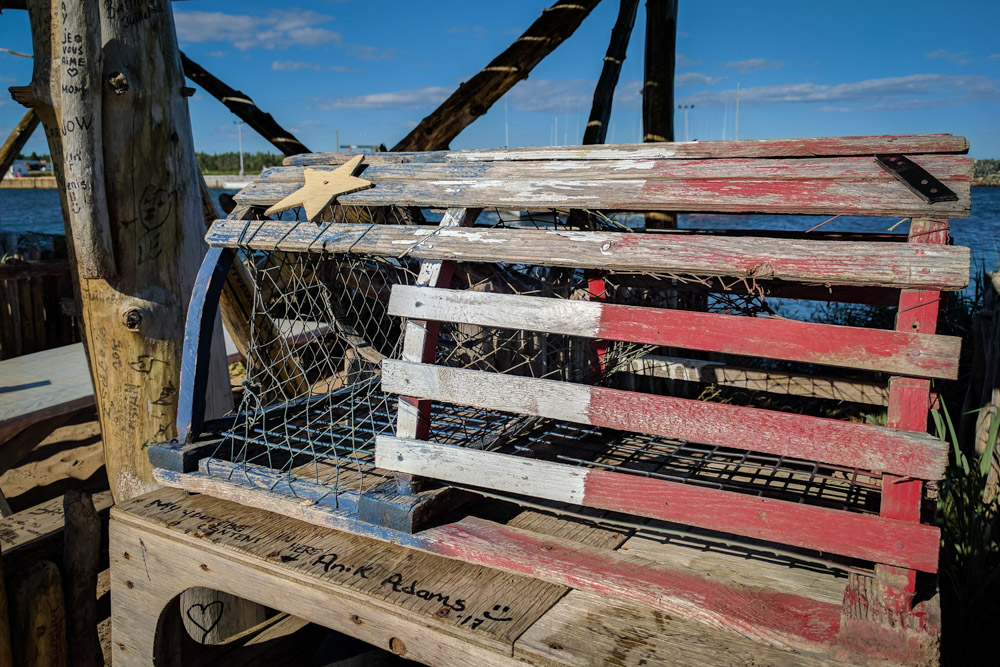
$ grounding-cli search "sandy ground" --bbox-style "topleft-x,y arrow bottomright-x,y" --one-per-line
0,408 -> 107,513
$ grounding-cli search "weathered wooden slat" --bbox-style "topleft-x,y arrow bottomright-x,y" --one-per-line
388,287 -> 961,379
235,158 -> 971,218
206,221 -> 971,291
284,134 -> 970,166
630,354 -> 890,405
380,361 -> 948,480
258,155 -> 972,184
375,436 -> 940,573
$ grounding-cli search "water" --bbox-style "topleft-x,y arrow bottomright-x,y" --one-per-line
0,187 -> 240,239
2,185 -> 996,269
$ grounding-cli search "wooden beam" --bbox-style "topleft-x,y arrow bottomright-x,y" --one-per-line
872,218 -> 950,619
582,0 -> 639,144
0,110 -> 39,182
392,0 -> 602,151
388,286 -> 961,379
642,0 -> 678,228
642,0 -> 677,143
375,436 -> 940,572
180,52 -> 309,156
287,133 -> 971,166
0,545 -> 12,667
236,155 -> 972,218
207,221 -> 971,292
380,361 -> 948,479
9,561 -> 66,667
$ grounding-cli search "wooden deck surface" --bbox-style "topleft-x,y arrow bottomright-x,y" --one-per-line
110,487 -> 871,666
0,323 -> 315,442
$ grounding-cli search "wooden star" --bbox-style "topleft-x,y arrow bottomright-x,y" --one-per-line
264,154 -> 373,220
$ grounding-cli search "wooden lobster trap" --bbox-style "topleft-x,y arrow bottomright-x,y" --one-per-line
121,134 -> 971,665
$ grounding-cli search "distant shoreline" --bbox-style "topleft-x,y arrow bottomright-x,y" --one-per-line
1,175 -> 245,189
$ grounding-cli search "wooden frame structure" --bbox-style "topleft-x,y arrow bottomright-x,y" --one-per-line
123,133 -> 971,665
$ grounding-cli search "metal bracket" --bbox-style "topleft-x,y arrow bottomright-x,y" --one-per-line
875,154 -> 958,204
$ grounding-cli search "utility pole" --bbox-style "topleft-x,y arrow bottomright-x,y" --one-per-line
678,104 -> 694,141
504,94 -> 509,148
735,80 -> 740,140
234,120 -> 245,177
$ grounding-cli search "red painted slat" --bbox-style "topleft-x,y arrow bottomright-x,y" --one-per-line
595,297 -> 960,379
875,218 -> 950,614
429,517 -> 844,650
581,469 -> 939,572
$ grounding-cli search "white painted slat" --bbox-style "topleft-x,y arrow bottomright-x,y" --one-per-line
389,285 -> 601,338
375,436 -> 584,503
382,360 -> 591,425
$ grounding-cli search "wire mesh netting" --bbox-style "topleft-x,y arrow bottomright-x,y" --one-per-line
203,204 -> 886,522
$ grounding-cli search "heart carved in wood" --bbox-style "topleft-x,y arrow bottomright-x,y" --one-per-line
185,600 -> 225,642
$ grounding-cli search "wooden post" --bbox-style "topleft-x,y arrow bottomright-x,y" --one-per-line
393,0 -> 602,151
642,0 -> 677,229
0,547 -> 13,667
55,0 -> 115,279
13,0 -> 233,500
873,218 -> 948,618
0,110 -> 40,180
62,491 -> 102,667
582,0 -> 639,145
10,561 -> 67,667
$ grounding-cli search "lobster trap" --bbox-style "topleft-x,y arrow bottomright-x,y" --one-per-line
149,135 -> 973,664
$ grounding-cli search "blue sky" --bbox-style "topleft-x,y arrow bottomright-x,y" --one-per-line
2,0 -> 999,158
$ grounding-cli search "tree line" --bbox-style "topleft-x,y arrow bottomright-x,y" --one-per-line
195,152 -> 285,175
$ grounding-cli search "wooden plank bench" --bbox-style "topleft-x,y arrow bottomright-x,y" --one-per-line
138,134 -> 972,665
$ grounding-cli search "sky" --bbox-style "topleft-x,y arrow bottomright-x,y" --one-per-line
1,0 -> 998,158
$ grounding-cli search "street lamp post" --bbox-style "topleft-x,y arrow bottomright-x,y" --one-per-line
234,120 -> 245,177
677,104 -> 694,142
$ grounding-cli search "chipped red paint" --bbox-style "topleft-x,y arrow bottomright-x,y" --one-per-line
594,287 -> 959,379
428,517 -> 843,650
874,219 -> 950,615
587,384 -> 946,480
579,469 -> 939,573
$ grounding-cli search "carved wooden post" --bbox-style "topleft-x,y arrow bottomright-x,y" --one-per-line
12,0 -> 232,501
56,0 -> 115,279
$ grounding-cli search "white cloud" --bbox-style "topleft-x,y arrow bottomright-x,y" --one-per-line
347,44 -> 397,61
447,25 -> 486,38
927,49 -> 971,65
678,73 -> 1000,111
990,54 -> 1000,59
676,53 -> 701,69
312,86 -> 452,110
725,58 -> 784,74
206,51 -> 227,58
272,60 -> 362,72
174,9 -> 343,50
676,72 -> 723,87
